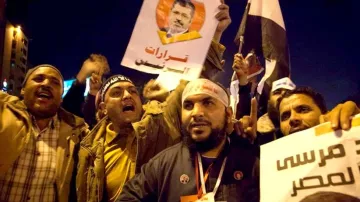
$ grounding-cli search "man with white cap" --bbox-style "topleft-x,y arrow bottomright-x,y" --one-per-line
117,78 -> 259,202
256,77 -> 296,144
229,52 -> 296,144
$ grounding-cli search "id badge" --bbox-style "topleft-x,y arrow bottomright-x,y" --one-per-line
180,194 -> 198,202
196,192 -> 215,202
180,193 -> 215,202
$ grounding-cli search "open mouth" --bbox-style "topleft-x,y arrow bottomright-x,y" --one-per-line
193,129 -> 206,135
123,104 -> 135,112
36,91 -> 53,100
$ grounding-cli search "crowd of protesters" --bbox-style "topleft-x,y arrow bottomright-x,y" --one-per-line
0,1 -> 359,202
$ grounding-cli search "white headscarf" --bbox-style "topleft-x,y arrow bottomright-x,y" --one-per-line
182,79 -> 229,107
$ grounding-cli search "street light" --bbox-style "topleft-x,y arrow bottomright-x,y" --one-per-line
3,79 -> 7,88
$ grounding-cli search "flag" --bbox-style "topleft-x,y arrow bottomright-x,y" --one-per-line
233,0 -> 290,116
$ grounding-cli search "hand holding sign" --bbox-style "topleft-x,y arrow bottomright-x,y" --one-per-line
234,97 -> 258,143
214,0 -> 231,42
122,0 -> 220,82
320,101 -> 360,131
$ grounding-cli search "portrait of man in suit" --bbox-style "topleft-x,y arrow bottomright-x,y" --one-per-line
163,0 -> 195,37
157,0 -> 202,44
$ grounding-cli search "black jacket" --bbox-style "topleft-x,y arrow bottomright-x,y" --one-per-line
62,80 -> 86,117
62,80 -> 97,129
117,134 -> 259,202
236,82 -> 252,119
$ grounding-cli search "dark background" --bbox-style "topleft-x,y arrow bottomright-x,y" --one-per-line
6,0 -> 360,108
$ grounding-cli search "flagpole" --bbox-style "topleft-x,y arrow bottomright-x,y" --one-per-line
238,35 -> 244,53
231,0 -> 252,82
235,0 -> 251,54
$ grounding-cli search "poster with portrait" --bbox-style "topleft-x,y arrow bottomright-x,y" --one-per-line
121,0 -> 220,86
260,115 -> 360,202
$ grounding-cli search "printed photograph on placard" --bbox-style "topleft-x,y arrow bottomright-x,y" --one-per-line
156,0 -> 205,45
121,0 -> 219,79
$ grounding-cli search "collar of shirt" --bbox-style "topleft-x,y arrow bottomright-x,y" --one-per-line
31,114 -> 59,134
106,123 -> 119,145
166,28 -> 189,38
105,123 -> 135,146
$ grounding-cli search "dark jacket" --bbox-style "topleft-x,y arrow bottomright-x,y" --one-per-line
117,134 -> 259,202
62,80 -> 98,129
236,82 -> 252,119
62,80 -> 86,117
82,94 -> 97,129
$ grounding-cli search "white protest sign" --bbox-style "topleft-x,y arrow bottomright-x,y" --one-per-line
260,115 -> 360,202
122,0 -> 220,88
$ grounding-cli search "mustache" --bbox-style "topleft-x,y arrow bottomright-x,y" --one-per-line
189,118 -> 211,128
289,119 -> 314,135
175,19 -> 184,26
289,126 -> 308,134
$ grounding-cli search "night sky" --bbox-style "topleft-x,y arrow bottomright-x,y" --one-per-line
6,0 -> 360,108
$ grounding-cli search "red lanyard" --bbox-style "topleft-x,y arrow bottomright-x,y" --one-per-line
195,154 -> 214,199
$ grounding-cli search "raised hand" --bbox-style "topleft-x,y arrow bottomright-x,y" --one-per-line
234,98 -> 258,143
213,0 -> 231,42
232,53 -> 249,85
76,54 -> 110,83
143,79 -> 170,102
89,73 -> 102,96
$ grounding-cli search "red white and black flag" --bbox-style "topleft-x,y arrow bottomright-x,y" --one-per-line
233,0 -> 290,115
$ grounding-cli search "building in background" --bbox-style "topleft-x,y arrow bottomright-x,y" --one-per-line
0,21 -> 29,95
0,0 -> 6,84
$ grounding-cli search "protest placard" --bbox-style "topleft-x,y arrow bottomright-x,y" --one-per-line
260,115 -> 360,202
122,0 -> 220,89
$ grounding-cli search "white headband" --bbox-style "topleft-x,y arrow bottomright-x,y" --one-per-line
272,77 -> 296,92
182,79 -> 229,107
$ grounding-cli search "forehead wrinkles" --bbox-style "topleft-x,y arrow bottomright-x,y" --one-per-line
30,69 -> 62,81
26,68 -> 63,89
173,4 -> 193,15
109,82 -> 136,92
183,95 -> 225,113
105,82 -> 137,100
31,67 -> 62,80
280,96 -> 299,114
280,94 -> 316,113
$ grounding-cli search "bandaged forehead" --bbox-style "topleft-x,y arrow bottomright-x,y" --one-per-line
272,77 -> 296,92
182,79 -> 229,107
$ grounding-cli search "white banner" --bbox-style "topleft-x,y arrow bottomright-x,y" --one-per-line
122,0 -> 220,83
261,115 -> 360,202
